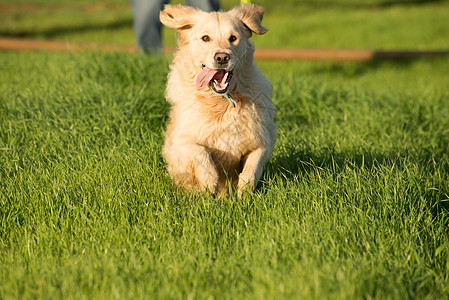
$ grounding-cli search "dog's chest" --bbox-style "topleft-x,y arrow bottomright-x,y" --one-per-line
199,102 -> 267,161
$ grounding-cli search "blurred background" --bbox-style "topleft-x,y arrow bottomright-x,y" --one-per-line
1,0 -> 448,52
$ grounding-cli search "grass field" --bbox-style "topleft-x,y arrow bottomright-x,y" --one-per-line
1,0 -> 449,49
1,0 -> 449,299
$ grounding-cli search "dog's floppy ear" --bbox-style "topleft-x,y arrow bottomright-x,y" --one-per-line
160,4 -> 199,31
230,4 -> 268,36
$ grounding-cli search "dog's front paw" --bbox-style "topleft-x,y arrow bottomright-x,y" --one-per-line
195,166 -> 219,194
202,173 -> 219,194
237,173 -> 256,196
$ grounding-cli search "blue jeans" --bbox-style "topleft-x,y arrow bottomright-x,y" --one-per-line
131,0 -> 220,53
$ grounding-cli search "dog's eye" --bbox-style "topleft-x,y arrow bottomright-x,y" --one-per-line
201,35 -> 211,42
229,35 -> 237,42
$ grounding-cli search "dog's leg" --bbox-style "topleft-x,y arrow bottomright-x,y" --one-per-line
171,144 -> 219,193
237,147 -> 268,194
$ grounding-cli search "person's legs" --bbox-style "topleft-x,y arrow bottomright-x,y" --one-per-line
186,0 -> 219,12
131,0 -> 168,53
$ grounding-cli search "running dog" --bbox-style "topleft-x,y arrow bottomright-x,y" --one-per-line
160,4 -> 276,194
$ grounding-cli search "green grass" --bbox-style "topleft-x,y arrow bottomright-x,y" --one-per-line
1,0 -> 449,49
253,1 -> 449,49
1,0 -> 449,299
1,50 -> 448,299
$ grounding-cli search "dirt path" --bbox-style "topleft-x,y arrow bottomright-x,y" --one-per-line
1,37 -> 449,61
0,37 -> 137,53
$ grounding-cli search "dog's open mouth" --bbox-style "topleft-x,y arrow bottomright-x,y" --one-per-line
196,67 -> 233,94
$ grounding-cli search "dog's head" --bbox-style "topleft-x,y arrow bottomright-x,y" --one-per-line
160,4 -> 268,94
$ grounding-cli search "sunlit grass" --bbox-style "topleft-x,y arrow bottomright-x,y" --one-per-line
1,0 -> 449,298
1,50 -> 448,299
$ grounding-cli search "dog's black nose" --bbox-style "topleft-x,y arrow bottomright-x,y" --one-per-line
214,52 -> 230,65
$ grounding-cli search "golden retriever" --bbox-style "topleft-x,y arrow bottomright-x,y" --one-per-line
160,4 -> 276,195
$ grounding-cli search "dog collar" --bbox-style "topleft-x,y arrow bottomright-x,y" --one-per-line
224,93 -> 236,107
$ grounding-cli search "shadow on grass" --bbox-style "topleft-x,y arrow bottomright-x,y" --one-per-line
0,17 -> 132,39
263,143 -> 449,217
268,143 -> 408,181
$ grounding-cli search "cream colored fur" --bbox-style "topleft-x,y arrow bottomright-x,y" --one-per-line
160,4 -> 276,194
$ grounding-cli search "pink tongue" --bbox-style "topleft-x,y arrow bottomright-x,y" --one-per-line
196,67 -> 219,90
